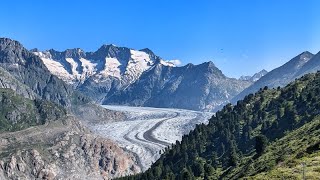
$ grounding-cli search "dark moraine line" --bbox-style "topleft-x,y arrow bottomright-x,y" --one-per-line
141,112 -> 180,147
134,132 -> 164,148
122,123 -> 155,171
123,124 -> 155,154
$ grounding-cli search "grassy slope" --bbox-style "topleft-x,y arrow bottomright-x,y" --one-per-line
228,116 -> 320,180
119,72 -> 320,180
0,88 -> 66,132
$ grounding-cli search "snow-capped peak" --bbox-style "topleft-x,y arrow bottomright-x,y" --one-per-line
33,45 -> 175,86
239,69 -> 268,82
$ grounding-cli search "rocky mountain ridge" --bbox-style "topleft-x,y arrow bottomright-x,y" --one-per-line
0,117 -> 140,179
239,69 -> 268,82
0,37 -> 138,179
232,51 -> 318,103
34,45 -> 253,111
105,61 -> 251,111
0,37 -> 122,123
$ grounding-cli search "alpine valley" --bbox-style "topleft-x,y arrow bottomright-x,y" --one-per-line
0,37 -> 320,180
33,46 -> 253,111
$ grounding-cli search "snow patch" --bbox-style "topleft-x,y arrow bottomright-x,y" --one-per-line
162,59 -> 181,66
34,48 -> 180,87
122,50 -> 155,84
34,52 -> 74,83
99,57 -> 122,79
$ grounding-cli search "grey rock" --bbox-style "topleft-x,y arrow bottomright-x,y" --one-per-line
105,62 -> 251,111
0,38 -> 123,123
232,51 -> 315,103
0,37 -> 73,107
239,69 -> 268,82
33,43 -> 251,112
0,66 -> 37,99
0,117 -> 140,180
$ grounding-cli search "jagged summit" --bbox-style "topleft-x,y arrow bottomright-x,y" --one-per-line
139,48 -> 154,54
300,50 -> 313,56
28,40 -> 251,111
0,37 -> 25,52
240,69 -> 268,82
232,50 -> 317,103
0,37 -> 21,44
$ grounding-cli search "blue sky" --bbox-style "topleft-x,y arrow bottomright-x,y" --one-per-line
1,0 -> 319,77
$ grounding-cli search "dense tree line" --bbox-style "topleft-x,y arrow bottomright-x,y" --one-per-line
119,72 -> 320,180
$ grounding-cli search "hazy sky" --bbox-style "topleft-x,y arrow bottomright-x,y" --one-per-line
1,0 -> 319,77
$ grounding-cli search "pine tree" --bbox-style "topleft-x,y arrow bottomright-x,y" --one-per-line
255,135 -> 268,156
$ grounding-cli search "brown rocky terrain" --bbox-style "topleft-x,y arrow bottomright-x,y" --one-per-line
0,116 -> 141,180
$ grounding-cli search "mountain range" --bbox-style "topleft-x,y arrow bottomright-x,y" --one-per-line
0,38 -> 139,179
33,46 -> 320,112
1,37 -> 320,179
239,69 -> 268,82
232,51 -> 319,103
33,46 -> 254,111
105,62 -> 251,111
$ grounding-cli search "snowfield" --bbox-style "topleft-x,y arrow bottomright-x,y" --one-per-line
88,105 -> 213,171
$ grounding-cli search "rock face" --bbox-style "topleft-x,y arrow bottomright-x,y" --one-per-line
0,38 -> 73,107
0,37 -> 123,123
232,51 -> 317,103
0,66 -> 37,100
0,37 -> 135,179
0,118 -> 140,180
295,51 -> 320,77
34,46 -> 251,112
0,88 -> 66,132
239,69 -> 268,82
105,62 -> 251,111
33,46 -> 175,102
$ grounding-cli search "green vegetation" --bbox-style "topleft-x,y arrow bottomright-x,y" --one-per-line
0,88 -> 66,132
119,72 -> 320,180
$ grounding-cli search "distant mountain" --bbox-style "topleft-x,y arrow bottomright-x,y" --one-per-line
232,51 -> 315,103
33,46 -> 176,102
34,46 -> 251,111
295,51 -> 320,77
0,37 -> 122,123
105,62 -> 251,111
239,69 -> 268,82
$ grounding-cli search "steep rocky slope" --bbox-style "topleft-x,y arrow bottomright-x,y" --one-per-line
33,45 -> 251,112
0,87 -> 139,179
0,38 -> 73,107
0,67 -> 37,100
0,88 -> 66,132
33,46 -> 175,102
0,117 -> 140,180
295,50 -> 320,77
232,51 -> 315,103
0,86 -> 138,179
0,37 -> 123,123
0,37 -> 137,179
239,69 -> 268,82
105,62 -> 251,111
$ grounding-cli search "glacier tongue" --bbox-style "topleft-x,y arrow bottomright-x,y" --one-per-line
88,105 -> 213,171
